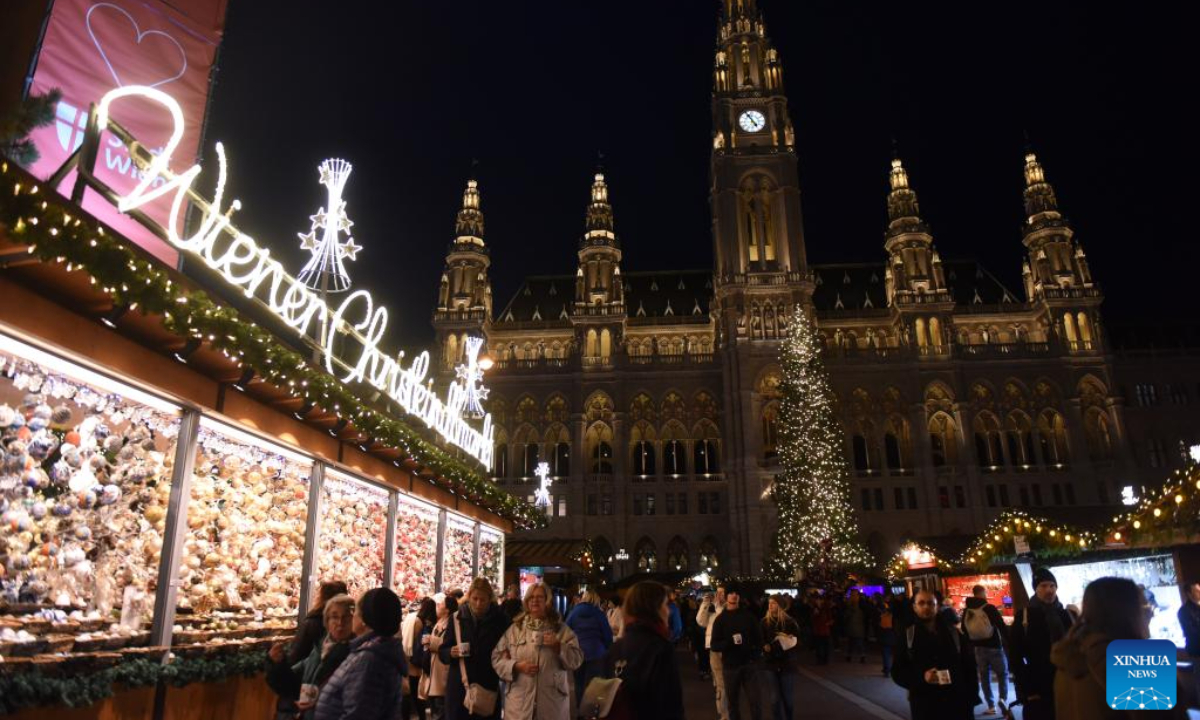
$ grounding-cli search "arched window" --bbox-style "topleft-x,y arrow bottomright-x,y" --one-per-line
545,425 -> 570,477
1037,410 -> 1070,466
661,421 -> 687,476
1084,408 -> 1114,461
852,434 -> 870,472
884,416 -> 911,472
523,443 -> 540,478
632,441 -> 656,476
929,413 -> 958,467
445,333 -> 459,368
915,318 -> 928,348
600,329 -> 613,360
636,538 -> 657,573
667,537 -> 689,571
586,329 -> 599,358
1006,412 -> 1036,469
699,537 -> 720,572
586,423 -> 614,475
494,442 -> 509,479
1077,312 -> 1094,347
1063,313 -> 1079,345
929,317 -> 943,348
973,413 -> 1005,469
762,403 -> 779,460
554,442 -> 571,477
693,422 -> 720,475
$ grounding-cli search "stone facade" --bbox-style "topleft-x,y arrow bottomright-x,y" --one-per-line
429,0 -> 1184,578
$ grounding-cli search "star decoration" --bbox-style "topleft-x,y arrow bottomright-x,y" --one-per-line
310,208 -> 328,229
339,238 -> 362,261
298,231 -> 319,251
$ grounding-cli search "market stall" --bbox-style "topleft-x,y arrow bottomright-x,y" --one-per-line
0,144 -> 526,716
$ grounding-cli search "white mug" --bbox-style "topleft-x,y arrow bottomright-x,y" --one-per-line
299,684 -> 319,704
935,669 -> 951,685
459,641 -> 471,657
733,633 -> 743,645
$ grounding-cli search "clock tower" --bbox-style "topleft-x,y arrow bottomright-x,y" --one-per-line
710,0 -> 813,574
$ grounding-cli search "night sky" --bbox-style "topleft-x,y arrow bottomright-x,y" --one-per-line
202,1 -> 1193,351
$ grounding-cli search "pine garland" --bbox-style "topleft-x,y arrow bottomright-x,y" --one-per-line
0,651 -> 267,715
0,162 -> 545,529
765,306 -> 872,581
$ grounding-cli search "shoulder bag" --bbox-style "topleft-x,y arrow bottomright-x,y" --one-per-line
454,613 -> 497,717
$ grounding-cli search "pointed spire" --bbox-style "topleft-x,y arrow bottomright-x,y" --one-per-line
886,157 -> 922,227
583,171 -> 617,245
454,178 -> 485,243
1023,151 -> 1059,218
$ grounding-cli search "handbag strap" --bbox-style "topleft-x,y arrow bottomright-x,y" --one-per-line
454,613 -> 471,688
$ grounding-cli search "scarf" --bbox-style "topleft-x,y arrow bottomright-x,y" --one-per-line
629,617 -> 670,640
1029,595 -> 1068,642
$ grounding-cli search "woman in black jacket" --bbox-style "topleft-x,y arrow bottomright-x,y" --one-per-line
439,578 -> 511,720
600,582 -> 684,720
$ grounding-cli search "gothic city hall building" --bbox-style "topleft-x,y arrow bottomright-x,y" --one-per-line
431,0 -> 1198,578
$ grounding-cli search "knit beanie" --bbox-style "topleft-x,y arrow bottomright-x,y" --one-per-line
1032,567 -> 1058,588
359,587 -> 403,636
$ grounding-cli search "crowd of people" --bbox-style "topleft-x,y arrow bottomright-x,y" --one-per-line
263,578 -> 683,720
265,571 -> 1200,720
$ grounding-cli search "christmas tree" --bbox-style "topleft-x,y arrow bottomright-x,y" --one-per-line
766,305 -> 872,581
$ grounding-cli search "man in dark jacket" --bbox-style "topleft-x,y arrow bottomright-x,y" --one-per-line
1178,581 -> 1200,709
963,584 -> 1008,715
500,585 -> 522,621
891,589 -> 979,720
711,588 -> 766,720
1008,568 -> 1073,720
314,588 -> 407,720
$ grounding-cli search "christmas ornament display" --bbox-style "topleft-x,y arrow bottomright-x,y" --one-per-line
178,426 -> 311,616
441,514 -> 475,594
317,472 -> 387,599
392,496 -> 438,602
478,526 -> 503,592
0,351 -> 176,625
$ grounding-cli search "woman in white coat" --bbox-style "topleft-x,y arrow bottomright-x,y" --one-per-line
492,582 -> 584,720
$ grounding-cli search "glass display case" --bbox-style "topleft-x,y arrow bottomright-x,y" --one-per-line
316,470 -> 389,599
0,332 -> 180,653
478,525 -> 504,593
392,494 -> 439,603
177,418 -> 312,632
442,513 -> 476,594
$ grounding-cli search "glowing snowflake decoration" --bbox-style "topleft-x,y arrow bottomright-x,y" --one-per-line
1111,688 -> 1173,710
534,462 -> 552,507
455,336 -> 490,419
297,158 -> 359,292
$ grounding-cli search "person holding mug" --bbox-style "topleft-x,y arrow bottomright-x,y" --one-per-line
492,582 -> 584,720
890,589 -> 979,720
266,594 -> 355,720
440,578 -> 511,720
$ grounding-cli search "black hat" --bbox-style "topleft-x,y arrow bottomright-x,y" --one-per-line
358,588 -> 403,636
1033,567 -> 1058,588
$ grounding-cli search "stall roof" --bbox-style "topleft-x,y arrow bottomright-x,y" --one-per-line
506,539 -> 593,569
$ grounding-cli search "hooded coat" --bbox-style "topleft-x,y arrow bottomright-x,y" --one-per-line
492,617 -> 584,720
565,602 -> 614,661
1050,626 -> 1186,720
314,632 -> 407,720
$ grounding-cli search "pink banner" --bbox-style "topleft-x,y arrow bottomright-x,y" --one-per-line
23,0 -> 224,266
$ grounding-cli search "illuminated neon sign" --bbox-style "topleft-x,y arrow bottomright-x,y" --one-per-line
93,85 -> 494,469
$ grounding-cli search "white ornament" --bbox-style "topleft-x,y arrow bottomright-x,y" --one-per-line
533,462 -> 552,508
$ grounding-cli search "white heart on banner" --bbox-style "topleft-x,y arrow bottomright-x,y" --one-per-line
86,2 -> 188,89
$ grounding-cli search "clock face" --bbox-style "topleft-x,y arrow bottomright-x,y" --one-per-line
739,110 -> 766,133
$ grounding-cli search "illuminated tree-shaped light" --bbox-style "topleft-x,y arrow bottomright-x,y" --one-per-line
534,462 -> 552,508
766,305 -> 872,581
297,158 -> 360,292
455,336 -> 490,419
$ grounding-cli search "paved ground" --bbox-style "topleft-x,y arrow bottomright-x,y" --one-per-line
677,645 -> 1013,720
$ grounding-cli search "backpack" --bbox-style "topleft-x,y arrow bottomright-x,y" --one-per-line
963,606 -> 994,641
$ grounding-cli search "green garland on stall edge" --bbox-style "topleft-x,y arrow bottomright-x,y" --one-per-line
0,651 -> 268,715
0,164 -> 546,530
